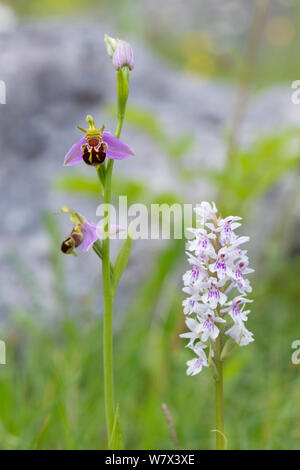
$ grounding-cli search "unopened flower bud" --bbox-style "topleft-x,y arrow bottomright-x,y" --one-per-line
112,40 -> 134,71
104,34 -> 117,58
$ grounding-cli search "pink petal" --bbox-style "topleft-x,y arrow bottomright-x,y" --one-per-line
81,219 -> 98,251
96,224 -> 123,239
64,136 -> 86,166
112,40 -> 134,71
102,132 -> 134,160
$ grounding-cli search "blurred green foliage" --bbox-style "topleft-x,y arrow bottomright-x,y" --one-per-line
54,173 -> 149,205
1,213 -> 300,449
8,0 -> 300,86
214,129 -> 300,214
123,106 -> 195,161
1,106 -> 300,448
2,0 -> 300,450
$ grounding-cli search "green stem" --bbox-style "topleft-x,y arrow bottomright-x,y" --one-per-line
215,334 -> 225,450
101,111 -> 126,446
115,117 -> 124,140
102,159 -> 114,443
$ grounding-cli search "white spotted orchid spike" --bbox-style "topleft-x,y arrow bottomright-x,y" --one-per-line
180,201 -> 254,377
64,115 -> 134,167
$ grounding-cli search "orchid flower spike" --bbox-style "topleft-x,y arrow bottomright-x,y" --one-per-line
64,115 -> 134,167
59,206 -> 122,255
181,201 -> 254,376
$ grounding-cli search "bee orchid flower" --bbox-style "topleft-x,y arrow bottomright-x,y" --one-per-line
59,206 -> 121,255
64,115 -> 134,167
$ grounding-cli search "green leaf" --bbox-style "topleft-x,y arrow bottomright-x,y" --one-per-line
92,241 -> 114,281
53,173 -> 102,197
111,176 -> 148,204
54,172 -> 147,204
97,165 -> 106,189
112,226 -> 132,295
92,240 -> 104,260
109,404 -> 124,450
220,338 -> 238,361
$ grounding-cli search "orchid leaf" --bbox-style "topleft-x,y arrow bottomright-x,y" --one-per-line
53,173 -> 101,197
97,164 -> 106,189
54,173 -> 148,204
93,241 -> 114,280
109,404 -> 124,450
221,338 -> 237,361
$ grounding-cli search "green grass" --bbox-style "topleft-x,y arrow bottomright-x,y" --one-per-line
2,1 -> 300,449
1,241 -> 300,449
2,99 -> 300,448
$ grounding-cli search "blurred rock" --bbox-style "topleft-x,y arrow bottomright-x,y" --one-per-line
0,21 -> 299,317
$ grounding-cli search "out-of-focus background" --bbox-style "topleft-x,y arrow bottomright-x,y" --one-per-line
0,0 -> 300,449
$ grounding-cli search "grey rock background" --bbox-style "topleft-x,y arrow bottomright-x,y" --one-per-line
0,20 -> 299,317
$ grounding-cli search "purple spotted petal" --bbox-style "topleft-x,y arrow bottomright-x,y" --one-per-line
102,132 -> 134,160
64,136 -> 86,166
81,219 -> 98,252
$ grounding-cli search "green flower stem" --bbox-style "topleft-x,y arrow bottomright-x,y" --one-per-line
100,63 -> 130,447
212,215 -> 225,450
215,334 -> 225,450
114,119 -> 123,141
102,158 -> 115,443
101,108 -> 126,446
115,67 -> 129,140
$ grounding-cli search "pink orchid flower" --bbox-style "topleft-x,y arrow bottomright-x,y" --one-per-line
64,115 -> 134,167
